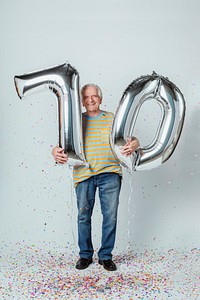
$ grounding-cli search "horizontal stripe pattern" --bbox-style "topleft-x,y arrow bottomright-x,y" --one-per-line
73,111 -> 122,185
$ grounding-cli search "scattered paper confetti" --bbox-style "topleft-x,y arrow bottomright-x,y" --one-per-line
0,242 -> 199,299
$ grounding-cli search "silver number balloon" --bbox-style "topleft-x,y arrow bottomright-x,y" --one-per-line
111,72 -> 186,171
14,63 -> 87,166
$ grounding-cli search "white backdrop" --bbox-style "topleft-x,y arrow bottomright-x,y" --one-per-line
0,0 -> 200,254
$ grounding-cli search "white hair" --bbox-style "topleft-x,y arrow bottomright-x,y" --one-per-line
81,83 -> 103,99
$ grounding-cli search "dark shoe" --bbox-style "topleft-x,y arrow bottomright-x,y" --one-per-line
98,259 -> 117,271
75,258 -> 93,270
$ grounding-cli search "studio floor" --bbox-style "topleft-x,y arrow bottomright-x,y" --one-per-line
0,242 -> 199,300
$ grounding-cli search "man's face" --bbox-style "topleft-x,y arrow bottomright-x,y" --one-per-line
82,86 -> 102,114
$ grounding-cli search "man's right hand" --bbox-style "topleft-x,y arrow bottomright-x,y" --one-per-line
52,146 -> 68,164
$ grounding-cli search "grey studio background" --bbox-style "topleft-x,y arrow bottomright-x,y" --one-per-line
0,0 -> 199,255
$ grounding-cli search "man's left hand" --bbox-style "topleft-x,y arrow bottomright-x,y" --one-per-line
121,137 -> 140,157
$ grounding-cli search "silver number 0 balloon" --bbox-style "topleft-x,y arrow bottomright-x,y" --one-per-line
14,63 -> 87,166
111,72 -> 186,171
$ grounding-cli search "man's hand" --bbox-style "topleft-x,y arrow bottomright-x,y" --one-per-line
52,146 -> 68,164
121,138 -> 140,157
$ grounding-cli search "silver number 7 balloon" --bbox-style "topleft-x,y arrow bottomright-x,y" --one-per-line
14,63 -> 87,166
111,72 -> 186,171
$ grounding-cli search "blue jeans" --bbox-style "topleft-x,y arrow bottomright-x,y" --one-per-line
75,173 -> 122,260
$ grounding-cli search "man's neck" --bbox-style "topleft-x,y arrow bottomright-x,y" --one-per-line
85,109 -> 102,118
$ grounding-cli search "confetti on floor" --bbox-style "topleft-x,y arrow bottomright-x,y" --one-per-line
0,242 -> 199,299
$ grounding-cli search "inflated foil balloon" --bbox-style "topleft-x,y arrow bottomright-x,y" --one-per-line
111,72 -> 186,171
14,63 -> 87,166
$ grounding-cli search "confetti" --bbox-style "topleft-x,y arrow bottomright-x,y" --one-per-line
0,242 -> 199,299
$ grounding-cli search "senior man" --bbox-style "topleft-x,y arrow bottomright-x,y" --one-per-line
52,84 -> 139,271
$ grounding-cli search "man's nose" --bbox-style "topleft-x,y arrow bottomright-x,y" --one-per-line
88,96 -> 94,102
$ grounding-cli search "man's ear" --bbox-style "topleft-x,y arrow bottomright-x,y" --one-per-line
99,98 -> 102,104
